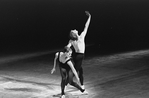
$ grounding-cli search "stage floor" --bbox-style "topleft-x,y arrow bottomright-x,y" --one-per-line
0,49 -> 149,98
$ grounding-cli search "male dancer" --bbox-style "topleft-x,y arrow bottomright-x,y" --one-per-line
67,11 -> 91,90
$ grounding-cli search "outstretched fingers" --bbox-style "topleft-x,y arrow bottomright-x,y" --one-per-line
85,11 -> 91,16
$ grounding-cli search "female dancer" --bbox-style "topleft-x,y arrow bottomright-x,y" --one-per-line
51,46 -> 85,98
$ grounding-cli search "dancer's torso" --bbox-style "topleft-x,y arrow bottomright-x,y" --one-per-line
70,37 -> 85,53
58,52 -> 71,69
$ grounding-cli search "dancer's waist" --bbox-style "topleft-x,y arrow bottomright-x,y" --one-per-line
75,52 -> 84,55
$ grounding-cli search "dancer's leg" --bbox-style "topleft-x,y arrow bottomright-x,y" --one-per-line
59,67 -> 67,95
68,70 -> 84,92
78,67 -> 84,85
75,53 -> 84,85
65,69 -> 69,86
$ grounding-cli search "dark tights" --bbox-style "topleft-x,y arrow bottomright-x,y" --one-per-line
78,67 -> 83,85
74,53 -> 84,85
59,67 -> 84,95
68,70 -> 84,91
59,67 -> 67,95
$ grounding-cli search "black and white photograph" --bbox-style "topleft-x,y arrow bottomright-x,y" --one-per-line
0,0 -> 149,98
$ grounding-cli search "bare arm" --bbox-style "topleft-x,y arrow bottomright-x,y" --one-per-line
66,40 -> 72,48
67,61 -> 80,83
51,52 -> 58,74
80,11 -> 91,38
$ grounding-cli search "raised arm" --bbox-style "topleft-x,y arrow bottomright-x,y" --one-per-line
51,52 -> 58,74
67,61 -> 80,83
80,11 -> 91,38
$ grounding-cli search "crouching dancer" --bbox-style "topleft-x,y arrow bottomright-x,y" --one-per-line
51,46 -> 86,98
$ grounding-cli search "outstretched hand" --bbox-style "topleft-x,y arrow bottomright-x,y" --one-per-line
51,68 -> 56,74
85,11 -> 91,17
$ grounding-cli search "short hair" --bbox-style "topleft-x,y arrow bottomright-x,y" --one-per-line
63,46 -> 72,52
69,31 -> 78,40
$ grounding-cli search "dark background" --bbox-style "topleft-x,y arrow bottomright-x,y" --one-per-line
0,0 -> 149,56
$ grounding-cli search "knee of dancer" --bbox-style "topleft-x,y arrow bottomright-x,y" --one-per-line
62,77 -> 67,81
68,79 -> 73,85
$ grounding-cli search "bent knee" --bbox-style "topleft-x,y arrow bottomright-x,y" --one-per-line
62,77 -> 67,81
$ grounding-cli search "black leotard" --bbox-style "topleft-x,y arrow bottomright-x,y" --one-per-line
58,52 -> 73,71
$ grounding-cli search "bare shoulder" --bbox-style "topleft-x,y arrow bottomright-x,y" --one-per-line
55,52 -> 59,57
69,39 -> 74,43
79,34 -> 85,39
